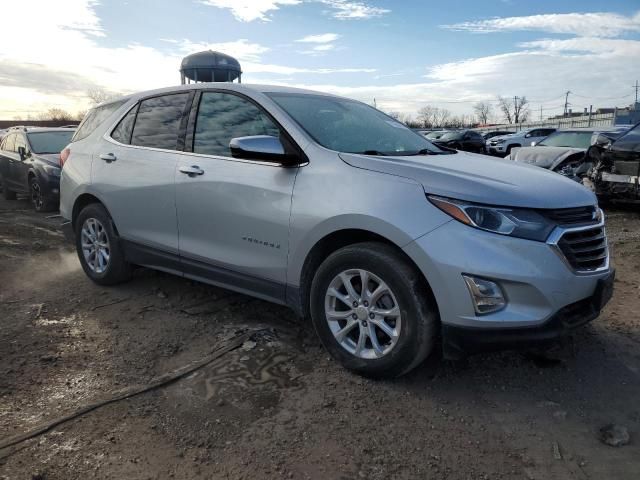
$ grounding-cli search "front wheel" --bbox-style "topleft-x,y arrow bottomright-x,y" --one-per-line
309,242 -> 438,378
75,203 -> 131,285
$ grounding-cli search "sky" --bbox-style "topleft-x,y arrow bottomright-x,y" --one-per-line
0,0 -> 639,121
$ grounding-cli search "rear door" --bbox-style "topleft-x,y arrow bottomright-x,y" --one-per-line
92,92 -> 193,262
175,90 -> 299,302
0,134 -> 17,188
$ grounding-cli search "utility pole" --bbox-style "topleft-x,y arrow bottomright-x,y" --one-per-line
540,105 -> 543,122
563,90 -> 571,117
634,80 -> 639,105
514,96 -> 519,126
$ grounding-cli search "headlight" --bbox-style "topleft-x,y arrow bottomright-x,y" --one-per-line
428,196 -> 555,241
43,165 -> 61,177
495,139 -> 506,144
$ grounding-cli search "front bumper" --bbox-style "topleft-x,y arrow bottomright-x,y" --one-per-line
487,144 -> 507,155
442,271 -> 614,358
402,219 -> 613,354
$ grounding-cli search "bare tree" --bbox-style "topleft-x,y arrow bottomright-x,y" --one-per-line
36,108 -> 74,121
417,106 -> 435,128
86,88 -> 116,105
497,96 -> 530,124
473,102 -> 492,125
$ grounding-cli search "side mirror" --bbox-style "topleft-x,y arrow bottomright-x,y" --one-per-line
229,135 -> 299,165
524,133 -> 531,138
17,146 -> 28,160
592,134 -> 611,148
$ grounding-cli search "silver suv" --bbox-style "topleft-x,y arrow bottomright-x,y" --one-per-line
60,84 -> 614,377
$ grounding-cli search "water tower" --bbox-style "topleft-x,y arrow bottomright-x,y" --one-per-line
180,51 -> 242,84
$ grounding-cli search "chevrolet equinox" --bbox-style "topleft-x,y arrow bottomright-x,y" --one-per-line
60,84 -> 614,377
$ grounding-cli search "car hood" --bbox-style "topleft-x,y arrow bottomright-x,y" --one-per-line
488,134 -> 515,142
511,146 -> 586,169
34,153 -> 61,168
339,151 -> 596,209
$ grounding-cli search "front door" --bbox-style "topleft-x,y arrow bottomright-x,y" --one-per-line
175,91 -> 298,303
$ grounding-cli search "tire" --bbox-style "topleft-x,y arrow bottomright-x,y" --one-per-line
309,242 -> 438,378
2,178 -> 16,200
75,203 -> 131,285
30,177 -> 57,212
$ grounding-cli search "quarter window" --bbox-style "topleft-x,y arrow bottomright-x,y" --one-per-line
2,134 -> 15,152
193,92 -> 280,157
72,100 -> 125,142
131,93 -> 190,151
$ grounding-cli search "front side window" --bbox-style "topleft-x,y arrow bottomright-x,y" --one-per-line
538,132 -> 593,149
72,100 -> 125,142
268,93 -> 446,155
27,131 -> 74,154
131,93 -> 190,150
14,134 -> 26,152
193,92 -> 281,157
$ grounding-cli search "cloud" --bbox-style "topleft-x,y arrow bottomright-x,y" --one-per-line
442,11 -> 640,38
200,0 -> 389,22
198,0 -> 301,22
295,33 -> 341,43
319,0 -> 389,20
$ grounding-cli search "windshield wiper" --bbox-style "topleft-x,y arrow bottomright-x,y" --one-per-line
358,150 -> 385,155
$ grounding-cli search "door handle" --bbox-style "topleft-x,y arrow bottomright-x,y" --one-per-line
99,153 -> 117,163
179,165 -> 205,176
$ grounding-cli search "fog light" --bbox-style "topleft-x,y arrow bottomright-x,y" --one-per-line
462,275 -> 506,315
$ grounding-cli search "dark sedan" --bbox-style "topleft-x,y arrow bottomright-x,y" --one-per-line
0,127 -> 74,211
433,129 -> 486,153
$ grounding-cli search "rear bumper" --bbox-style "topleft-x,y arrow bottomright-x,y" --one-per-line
442,270 -> 614,358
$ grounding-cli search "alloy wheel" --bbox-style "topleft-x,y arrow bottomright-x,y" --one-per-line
81,218 -> 111,274
324,269 -> 402,359
30,181 -> 43,210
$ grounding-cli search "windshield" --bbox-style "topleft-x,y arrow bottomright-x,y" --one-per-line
438,131 -> 463,141
538,131 -> 592,149
27,131 -> 74,154
267,93 -> 447,155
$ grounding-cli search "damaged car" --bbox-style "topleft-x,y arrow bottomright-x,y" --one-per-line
584,122 -> 640,204
509,127 -> 630,182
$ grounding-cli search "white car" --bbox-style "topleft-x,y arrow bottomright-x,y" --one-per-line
486,127 -> 556,157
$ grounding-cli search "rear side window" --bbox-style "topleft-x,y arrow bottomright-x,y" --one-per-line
72,100 -> 125,142
193,92 -> 280,157
131,93 -> 190,151
111,104 -> 138,145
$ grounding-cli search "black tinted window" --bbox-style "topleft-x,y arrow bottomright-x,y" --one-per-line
131,94 -> 189,150
193,92 -> 280,157
612,124 -> 640,152
72,100 -> 125,142
111,105 -> 138,145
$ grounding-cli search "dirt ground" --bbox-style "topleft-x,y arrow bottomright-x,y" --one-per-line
0,194 -> 639,480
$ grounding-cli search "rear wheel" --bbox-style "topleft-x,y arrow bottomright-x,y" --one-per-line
309,242 -> 438,378
30,177 -> 57,212
75,203 -> 131,285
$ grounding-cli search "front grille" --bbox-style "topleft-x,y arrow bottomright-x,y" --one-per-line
557,226 -> 608,271
542,206 -> 596,226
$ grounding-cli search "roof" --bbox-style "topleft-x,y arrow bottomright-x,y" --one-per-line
97,83 -> 343,109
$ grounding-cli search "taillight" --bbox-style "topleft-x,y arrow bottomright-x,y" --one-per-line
60,148 -> 70,168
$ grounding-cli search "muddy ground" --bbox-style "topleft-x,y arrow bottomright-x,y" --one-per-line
0,194 -> 639,480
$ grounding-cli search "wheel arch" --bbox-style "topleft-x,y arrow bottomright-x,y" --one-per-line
290,227 -> 438,320
71,192 -> 120,235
